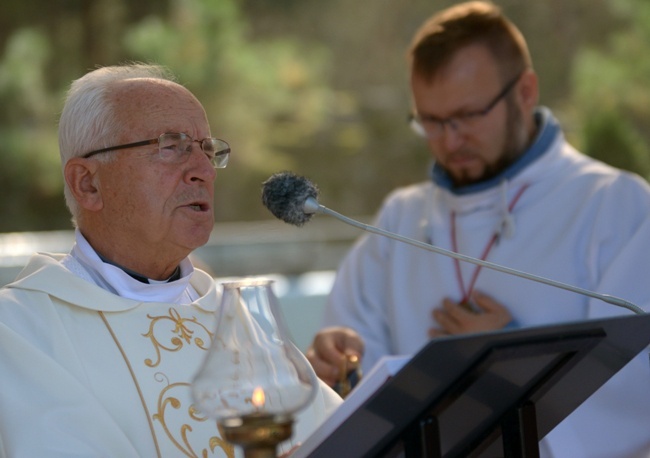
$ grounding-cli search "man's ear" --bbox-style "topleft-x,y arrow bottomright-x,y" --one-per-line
517,68 -> 539,114
64,158 -> 104,211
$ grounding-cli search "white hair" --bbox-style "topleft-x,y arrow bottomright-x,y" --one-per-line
58,63 -> 176,223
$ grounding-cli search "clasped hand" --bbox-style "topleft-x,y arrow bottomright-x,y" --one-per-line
429,290 -> 512,337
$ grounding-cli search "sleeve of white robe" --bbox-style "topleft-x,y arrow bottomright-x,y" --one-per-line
543,174 -> 650,458
323,208 -> 396,374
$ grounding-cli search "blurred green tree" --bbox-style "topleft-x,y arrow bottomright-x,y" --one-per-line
0,0 -> 648,232
569,0 -> 650,179
117,0 -> 337,221
0,28 -> 68,231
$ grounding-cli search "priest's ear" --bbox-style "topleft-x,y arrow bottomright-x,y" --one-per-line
64,158 -> 104,212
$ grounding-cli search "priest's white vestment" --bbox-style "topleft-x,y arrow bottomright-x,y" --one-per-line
0,253 -> 340,457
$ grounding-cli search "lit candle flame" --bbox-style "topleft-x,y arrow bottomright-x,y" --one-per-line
252,387 -> 265,409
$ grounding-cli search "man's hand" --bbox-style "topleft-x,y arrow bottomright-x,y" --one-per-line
429,291 -> 512,337
306,326 -> 364,387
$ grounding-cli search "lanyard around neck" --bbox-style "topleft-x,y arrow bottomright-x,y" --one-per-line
450,184 -> 529,306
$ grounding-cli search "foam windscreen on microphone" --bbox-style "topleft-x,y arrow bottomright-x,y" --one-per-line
261,171 -> 319,226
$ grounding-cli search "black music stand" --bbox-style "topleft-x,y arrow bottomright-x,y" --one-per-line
298,314 -> 650,458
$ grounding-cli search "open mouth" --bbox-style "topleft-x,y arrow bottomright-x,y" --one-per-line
187,202 -> 209,212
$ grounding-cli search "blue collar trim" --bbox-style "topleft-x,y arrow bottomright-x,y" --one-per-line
430,107 -> 560,195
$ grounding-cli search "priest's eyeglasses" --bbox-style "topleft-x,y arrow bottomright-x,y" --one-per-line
82,132 -> 231,169
409,70 -> 524,140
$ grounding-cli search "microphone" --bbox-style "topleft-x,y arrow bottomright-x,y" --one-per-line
261,171 -> 319,227
261,171 -> 645,316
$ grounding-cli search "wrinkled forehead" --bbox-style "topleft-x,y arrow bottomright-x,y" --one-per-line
108,78 -> 199,113
107,78 -> 207,136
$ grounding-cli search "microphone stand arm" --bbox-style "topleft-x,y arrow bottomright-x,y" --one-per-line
305,198 -> 644,316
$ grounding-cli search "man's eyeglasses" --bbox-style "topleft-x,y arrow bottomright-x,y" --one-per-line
408,70 -> 524,140
82,132 -> 231,169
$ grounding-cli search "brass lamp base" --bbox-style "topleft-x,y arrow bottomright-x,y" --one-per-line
220,414 -> 294,458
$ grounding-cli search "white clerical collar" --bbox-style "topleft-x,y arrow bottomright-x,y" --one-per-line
63,229 -> 197,304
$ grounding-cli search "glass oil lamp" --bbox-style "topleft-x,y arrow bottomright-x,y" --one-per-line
192,278 -> 318,458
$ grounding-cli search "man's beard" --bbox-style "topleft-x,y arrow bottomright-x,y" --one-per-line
451,99 -> 528,187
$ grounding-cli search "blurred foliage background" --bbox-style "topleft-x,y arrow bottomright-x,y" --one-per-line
0,0 -> 649,232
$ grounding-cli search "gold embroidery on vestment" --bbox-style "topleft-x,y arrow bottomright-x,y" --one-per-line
101,307 -> 232,457
143,307 -> 213,367
99,311 -> 163,458
152,372 -> 234,458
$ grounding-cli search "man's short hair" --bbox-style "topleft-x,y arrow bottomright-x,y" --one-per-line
408,1 -> 532,83
58,63 -> 175,222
